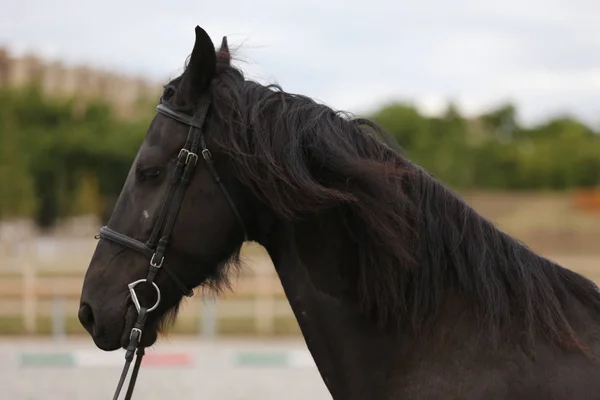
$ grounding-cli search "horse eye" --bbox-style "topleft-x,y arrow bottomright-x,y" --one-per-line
137,167 -> 162,182
145,168 -> 161,178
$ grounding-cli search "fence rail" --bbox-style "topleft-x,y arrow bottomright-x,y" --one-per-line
0,223 -> 298,338
2,219 -> 599,340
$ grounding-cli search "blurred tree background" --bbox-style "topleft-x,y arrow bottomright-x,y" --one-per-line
1,85 -> 599,229
371,101 -> 600,190
0,84 -> 154,228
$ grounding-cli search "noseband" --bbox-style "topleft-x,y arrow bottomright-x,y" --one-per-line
96,98 -> 248,400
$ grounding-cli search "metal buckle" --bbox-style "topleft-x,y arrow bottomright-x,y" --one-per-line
128,279 -> 161,313
186,152 -> 198,166
178,148 -> 198,165
201,149 -> 212,160
130,327 -> 143,342
150,253 -> 164,268
178,148 -> 189,160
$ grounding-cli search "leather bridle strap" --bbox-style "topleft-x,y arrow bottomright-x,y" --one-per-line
112,306 -> 147,400
98,228 -> 154,258
98,98 -> 248,399
199,134 -> 248,241
144,102 -> 209,256
156,103 -> 248,240
98,226 -> 191,297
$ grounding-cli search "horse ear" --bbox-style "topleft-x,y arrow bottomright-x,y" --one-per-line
187,25 -> 217,97
217,36 -> 231,65
220,36 -> 229,55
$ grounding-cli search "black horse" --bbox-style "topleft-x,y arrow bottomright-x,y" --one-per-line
79,26 -> 600,399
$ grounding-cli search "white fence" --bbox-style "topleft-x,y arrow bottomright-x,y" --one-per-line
0,219 -> 298,339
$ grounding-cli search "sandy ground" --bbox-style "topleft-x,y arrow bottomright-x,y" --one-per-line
0,337 -> 332,400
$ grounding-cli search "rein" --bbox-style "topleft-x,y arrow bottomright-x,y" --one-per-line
96,98 -> 247,399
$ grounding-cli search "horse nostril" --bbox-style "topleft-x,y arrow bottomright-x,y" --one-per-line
78,303 -> 95,332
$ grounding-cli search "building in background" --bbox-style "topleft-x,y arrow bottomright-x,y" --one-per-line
0,46 -> 163,119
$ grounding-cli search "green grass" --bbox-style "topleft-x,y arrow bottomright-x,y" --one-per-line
0,271 -> 83,279
0,315 -> 302,337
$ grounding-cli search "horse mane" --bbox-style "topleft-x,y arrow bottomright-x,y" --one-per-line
166,57 -> 600,350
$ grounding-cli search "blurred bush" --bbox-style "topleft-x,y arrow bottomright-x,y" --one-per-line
0,84 -> 151,228
1,85 -> 599,229
370,102 -> 600,190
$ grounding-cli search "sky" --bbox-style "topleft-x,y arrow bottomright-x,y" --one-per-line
2,0 -> 600,127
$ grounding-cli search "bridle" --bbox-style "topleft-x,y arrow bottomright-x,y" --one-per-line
96,97 -> 248,400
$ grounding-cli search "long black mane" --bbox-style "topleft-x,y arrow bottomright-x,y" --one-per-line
165,54 -> 600,350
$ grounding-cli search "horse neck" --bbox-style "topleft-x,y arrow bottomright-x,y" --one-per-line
262,214 -> 404,400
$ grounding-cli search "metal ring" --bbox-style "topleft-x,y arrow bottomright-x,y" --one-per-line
127,279 -> 161,313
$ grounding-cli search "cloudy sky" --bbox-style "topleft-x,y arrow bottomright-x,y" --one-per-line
2,0 -> 600,127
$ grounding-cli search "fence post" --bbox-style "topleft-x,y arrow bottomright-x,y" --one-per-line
254,266 -> 275,335
52,293 -> 66,341
22,258 -> 37,334
200,297 -> 217,341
